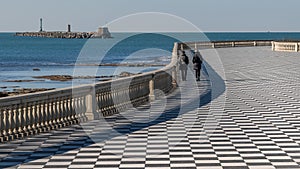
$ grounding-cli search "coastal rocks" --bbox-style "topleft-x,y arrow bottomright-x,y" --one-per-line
33,72 -> 137,82
34,75 -> 73,81
33,75 -> 116,81
15,27 -> 112,39
0,92 -> 8,97
33,68 -> 41,71
0,88 -> 55,98
0,86 -> 20,89
15,32 -> 95,39
99,63 -> 166,67
3,79 -> 44,82
119,71 -> 136,77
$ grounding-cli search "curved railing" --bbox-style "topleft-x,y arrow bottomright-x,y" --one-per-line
180,40 -> 272,50
0,40 -> 273,142
272,41 -> 300,52
0,43 -> 179,142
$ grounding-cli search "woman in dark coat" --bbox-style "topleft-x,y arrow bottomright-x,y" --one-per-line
192,51 -> 202,81
179,51 -> 189,81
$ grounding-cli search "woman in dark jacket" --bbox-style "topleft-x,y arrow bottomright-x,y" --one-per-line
192,51 -> 202,81
179,51 -> 189,81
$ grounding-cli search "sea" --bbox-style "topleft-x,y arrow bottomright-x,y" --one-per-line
1,32 -> 300,92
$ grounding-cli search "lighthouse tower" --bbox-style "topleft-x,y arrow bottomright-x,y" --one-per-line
39,18 -> 43,32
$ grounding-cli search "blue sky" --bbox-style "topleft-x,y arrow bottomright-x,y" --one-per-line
0,0 -> 299,32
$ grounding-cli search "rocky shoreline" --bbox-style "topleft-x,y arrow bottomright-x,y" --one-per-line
0,88 -> 55,98
33,72 -> 137,81
0,72 -> 138,98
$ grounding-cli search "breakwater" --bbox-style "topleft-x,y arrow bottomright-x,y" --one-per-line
16,31 -> 95,39
16,27 -> 112,39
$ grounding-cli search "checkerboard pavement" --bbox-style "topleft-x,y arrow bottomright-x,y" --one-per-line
1,47 -> 300,169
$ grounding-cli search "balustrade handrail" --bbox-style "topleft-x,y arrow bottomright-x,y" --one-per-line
272,41 -> 300,52
180,40 -> 272,50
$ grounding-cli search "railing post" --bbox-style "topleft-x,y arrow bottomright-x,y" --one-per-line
149,74 -> 155,101
85,85 -> 98,120
172,66 -> 177,88
295,43 -> 298,52
272,41 -> 275,51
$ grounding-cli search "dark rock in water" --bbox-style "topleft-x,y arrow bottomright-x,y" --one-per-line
98,79 -> 112,82
0,86 -> 20,89
0,92 -> 8,97
119,71 -> 136,77
34,75 -> 73,81
33,68 -> 41,71
34,75 -> 117,81
3,79 -> 45,82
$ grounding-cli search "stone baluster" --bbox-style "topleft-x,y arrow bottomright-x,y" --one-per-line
48,100 -> 54,129
78,97 -> 83,121
3,107 -> 9,140
0,107 -> 4,141
61,97 -> 67,125
74,97 -> 79,121
60,98 -> 64,125
46,101 -> 52,129
74,97 -> 80,123
63,97 -> 70,125
16,104 -> 22,137
79,96 -> 86,122
33,102 -> 38,133
19,104 -> 25,136
36,102 -> 41,131
53,99 -> 59,128
68,97 -> 75,124
58,98 -> 64,127
7,107 -> 13,138
149,74 -> 155,101
41,101 -> 47,131
12,105 -> 18,138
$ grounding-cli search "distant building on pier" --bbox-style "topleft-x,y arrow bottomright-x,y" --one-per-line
92,27 -> 112,38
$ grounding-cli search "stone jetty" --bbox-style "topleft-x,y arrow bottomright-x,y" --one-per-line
16,26 -> 112,39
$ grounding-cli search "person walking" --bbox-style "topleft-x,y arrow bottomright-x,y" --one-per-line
179,51 -> 189,81
192,51 -> 202,81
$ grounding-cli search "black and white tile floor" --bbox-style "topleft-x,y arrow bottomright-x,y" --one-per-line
1,47 -> 300,169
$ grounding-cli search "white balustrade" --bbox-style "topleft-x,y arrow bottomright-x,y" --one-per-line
0,40 -> 275,142
272,41 -> 300,52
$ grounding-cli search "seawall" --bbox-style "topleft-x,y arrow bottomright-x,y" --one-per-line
16,27 -> 112,39
15,31 -> 95,39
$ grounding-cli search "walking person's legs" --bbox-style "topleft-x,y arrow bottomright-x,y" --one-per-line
196,69 -> 200,81
183,68 -> 187,81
